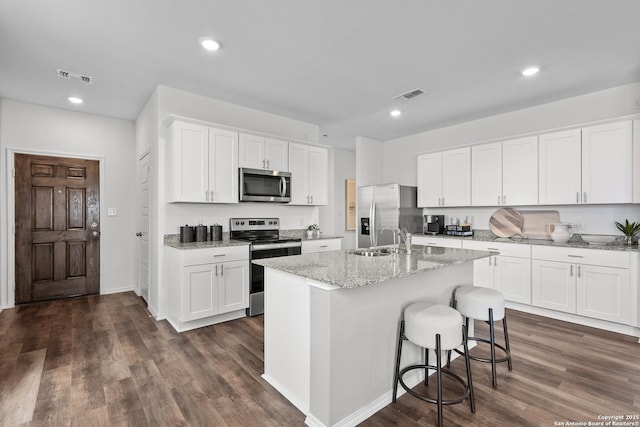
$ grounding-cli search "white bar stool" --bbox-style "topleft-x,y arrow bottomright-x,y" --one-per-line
449,286 -> 513,387
393,303 -> 475,427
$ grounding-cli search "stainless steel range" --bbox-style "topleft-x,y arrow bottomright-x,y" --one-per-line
230,218 -> 302,316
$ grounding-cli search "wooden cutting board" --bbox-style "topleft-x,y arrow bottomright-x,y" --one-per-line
520,210 -> 560,240
489,208 -> 526,238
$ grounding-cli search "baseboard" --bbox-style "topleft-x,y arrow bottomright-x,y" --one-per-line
262,373 -> 309,415
100,286 -> 134,295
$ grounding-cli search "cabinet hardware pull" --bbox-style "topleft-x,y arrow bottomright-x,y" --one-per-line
488,257 -> 492,266
311,195 -> 313,204
498,195 -> 501,205
576,192 -> 579,203
503,195 -> 506,204
577,265 -> 581,277
266,160 -> 270,169
570,264 -> 573,276
215,264 -> 218,276
214,254 -> 226,257
583,192 -> 587,203
567,255 -> 583,258
442,197 -> 445,206
487,247 -> 499,250
320,245 -> 328,248
262,159 -> 265,168
493,257 -> 497,266
221,264 -> 224,276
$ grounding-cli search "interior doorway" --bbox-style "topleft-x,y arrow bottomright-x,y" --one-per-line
137,152 -> 150,302
14,153 -> 100,303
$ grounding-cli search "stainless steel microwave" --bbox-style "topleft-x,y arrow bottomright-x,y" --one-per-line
239,168 -> 291,203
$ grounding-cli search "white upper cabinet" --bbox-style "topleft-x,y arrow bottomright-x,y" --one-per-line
167,121 -> 238,203
417,148 -> 470,207
239,133 -> 289,171
582,120 -> 632,204
264,138 -> 289,171
289,142 -> 327,205
502,136 -> 538,206
539,129 -> 582,205
417,152 -> 442,207
442,147 -> 471,206
471,142 -> 502,206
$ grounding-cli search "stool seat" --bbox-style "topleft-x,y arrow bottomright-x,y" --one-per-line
454,286 -> 505,321
405,303 -> 463,350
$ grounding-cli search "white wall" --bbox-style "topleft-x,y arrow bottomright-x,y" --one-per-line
355,136 -> 383,187
0,98 -> 137,307
381,81 -> 640,235
319,148 -> 356,249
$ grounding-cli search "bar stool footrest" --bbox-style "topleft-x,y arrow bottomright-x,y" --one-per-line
398,364 -> 471,406
453,337 -> 511,364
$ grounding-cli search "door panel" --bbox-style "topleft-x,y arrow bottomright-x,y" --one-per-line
15,153 -> 100,303
138,152 -> 150,302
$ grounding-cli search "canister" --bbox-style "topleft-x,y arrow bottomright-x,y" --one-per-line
179,225 -> 195,243
210,224 -> 223,241
195,225 -> 208,242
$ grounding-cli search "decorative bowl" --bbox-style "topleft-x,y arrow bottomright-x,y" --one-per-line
580,234 -> 616,245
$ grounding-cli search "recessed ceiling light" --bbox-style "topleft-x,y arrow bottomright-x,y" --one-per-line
521,66 -> 540,77
199,37 -> 222,51
390,109 -> 402,117
68,97 -> 83,104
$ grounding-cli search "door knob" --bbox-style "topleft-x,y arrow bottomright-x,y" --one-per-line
91,231 -> 100,238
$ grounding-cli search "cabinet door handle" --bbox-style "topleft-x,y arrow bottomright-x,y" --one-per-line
311,195 -> 313,204
498,195 -> 501,205
266,160 -> 270,169
488,257 -> 492,266
583,192 -> 587,203
215,264 -> 218,277
503,195 -> 506,205
320,245 -> 328,248
577,265 -> 581,278
214,254 -> 226,257
570,264 -> 573,277
493,256 -> 497,266
576,192 -> 580,203
567,255 -> 583,258
221,264 -> 224,276
262,159 -> 265,168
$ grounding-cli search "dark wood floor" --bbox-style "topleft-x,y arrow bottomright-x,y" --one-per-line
0,292 -> 638,426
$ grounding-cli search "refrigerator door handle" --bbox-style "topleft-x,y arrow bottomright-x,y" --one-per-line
371,201 -> 377,247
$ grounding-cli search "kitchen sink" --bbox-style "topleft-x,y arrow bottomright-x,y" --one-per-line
349,248 -> 395,257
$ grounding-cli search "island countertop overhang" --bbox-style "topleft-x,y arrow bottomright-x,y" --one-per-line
253,245 -> 494,289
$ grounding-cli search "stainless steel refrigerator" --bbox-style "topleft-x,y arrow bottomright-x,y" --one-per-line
357,183 -> 423,248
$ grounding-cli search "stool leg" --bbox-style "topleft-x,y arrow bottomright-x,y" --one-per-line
424,348 -> 429,386
392,320 -> 404,403
462,325 -> 476,413
446,298 -> 458,368
489,308 -> 497,387
436,334 -> 443,427
503,314 -> 513,371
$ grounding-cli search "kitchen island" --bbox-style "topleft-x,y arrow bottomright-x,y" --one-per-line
254,245 -> 492,427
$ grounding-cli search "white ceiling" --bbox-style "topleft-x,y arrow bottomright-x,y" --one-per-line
1,0 -> 640,150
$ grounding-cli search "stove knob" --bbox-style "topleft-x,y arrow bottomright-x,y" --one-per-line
241,221 -> 245,225
235,221 -> 239,225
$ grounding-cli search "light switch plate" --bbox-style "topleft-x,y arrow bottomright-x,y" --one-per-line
107,208 -> 118,216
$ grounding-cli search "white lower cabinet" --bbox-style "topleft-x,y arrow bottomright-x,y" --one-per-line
168,245 -> 249,332
302,238 -> 342,254
531,246 -> 632,325
462,240 -> 531,304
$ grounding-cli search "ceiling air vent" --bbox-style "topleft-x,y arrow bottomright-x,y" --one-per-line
393,88 -> 424,100
57,69 -> 93,84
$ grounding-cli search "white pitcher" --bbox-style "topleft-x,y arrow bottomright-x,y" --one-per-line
548,223 -> 574,243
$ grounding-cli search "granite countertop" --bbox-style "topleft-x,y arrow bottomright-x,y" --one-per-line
164,234 -> 249,250
416,230 -> 640,252
164,229 -> 342,249
253,245 -> 492,289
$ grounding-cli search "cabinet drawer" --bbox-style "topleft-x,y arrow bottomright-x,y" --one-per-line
302,238 -> 341,253
182,246 -> 249,266
462,240 -> 530,258
413,236 -> 462,249
531,246 -> 630,268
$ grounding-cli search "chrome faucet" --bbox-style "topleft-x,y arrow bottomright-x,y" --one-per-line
380,227 -> 398,252
398,228 -> 412,254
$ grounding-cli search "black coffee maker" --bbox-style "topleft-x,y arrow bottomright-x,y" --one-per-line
424,215 -> 445,235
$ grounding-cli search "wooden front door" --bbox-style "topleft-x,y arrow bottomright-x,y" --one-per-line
15,153 -> 100,303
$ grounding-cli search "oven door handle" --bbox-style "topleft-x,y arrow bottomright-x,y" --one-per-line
252,242 -> 302,251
